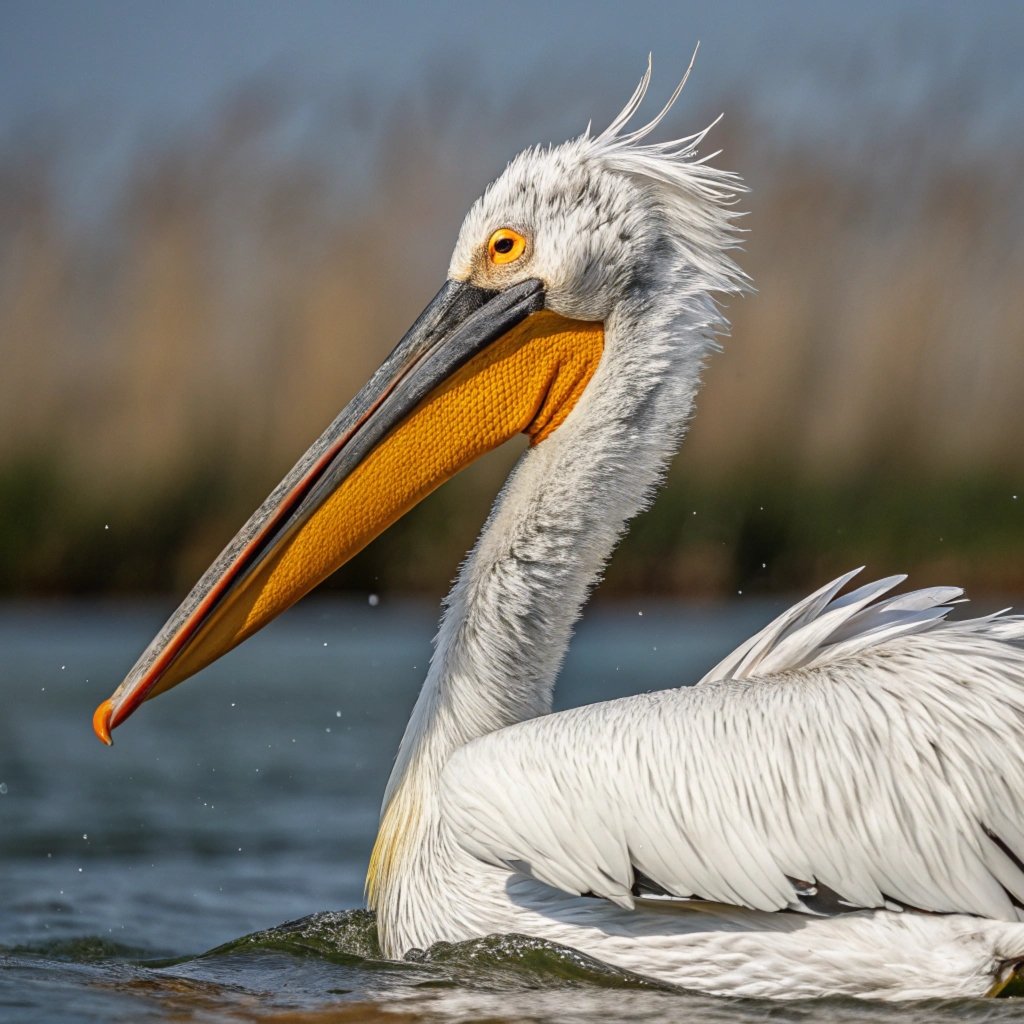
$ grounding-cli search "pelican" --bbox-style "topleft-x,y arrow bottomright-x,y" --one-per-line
92,61 -> 1024,1001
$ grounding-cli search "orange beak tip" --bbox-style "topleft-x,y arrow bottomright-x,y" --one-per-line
92,699 -> 115,747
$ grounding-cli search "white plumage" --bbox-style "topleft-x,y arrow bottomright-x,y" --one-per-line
366,62 -> 1024,1000
445,574 -> 1024,923
96,56 -> 1024,1001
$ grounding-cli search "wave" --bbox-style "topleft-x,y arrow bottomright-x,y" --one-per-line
6,911 -> 1024,1023
192,909 -> 668,991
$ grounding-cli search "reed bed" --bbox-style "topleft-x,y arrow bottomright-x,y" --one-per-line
1,86 -> 1021,597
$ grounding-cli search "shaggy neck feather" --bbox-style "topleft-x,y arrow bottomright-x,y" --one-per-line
381,279 -> 713,811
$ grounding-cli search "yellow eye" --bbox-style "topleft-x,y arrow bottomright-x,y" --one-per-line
487,228 -> 527,265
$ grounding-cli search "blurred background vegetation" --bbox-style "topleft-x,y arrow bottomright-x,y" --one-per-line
1,2 -> 1022,601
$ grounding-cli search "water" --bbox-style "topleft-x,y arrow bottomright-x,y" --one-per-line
3,597 -> 1024,1022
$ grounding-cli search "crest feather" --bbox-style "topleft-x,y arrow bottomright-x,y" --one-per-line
587,48 -> 750,297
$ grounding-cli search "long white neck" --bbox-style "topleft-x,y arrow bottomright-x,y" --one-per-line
366,281 -> 720,952
382,280 -> 716,808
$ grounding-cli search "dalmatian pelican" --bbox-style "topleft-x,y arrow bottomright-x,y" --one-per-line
92,60 -> 1024,1000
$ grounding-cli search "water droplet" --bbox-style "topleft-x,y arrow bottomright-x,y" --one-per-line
82,833 -> 88,840
0,783 -> 7,795
335,710 -> 341,718
368,593 -> 380,607
323,641 -> 328,647
104,524 -> 109,531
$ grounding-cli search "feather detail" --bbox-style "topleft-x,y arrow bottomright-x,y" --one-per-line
442,588 -> 1024,924
697,570 -> 992,683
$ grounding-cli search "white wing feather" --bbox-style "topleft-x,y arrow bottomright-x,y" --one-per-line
697,569 -> 968,683
441,574 -> 1024,922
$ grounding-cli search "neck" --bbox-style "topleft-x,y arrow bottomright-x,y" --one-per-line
367,282 -> 715,910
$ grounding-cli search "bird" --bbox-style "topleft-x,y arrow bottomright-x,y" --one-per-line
92,59 -> 1024,1001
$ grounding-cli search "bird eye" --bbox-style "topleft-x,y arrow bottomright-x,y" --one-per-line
487,228 -> 527,265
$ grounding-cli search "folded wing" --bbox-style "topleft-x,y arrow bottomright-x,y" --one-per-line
440,574 -> 1024,920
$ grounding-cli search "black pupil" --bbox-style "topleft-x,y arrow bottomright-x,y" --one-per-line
494,236 -> 515,254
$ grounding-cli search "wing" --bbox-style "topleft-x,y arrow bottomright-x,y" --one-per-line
440,573 -> 1024,921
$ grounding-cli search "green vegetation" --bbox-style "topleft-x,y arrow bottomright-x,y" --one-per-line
607,472 -> 1024,596
1,450 -> 1019,597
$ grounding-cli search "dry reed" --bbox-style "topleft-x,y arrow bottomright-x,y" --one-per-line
1,87 -> 1021,596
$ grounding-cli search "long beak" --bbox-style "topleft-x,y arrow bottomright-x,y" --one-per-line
93,278 -> 604,744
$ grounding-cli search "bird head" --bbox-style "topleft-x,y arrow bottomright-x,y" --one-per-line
451,79 -> 743,326
92,56 -> 746,744
449,141 -> 650,323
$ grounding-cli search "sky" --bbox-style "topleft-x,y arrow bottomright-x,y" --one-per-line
3,1 -> 1023,141
1,1 -> 1022,228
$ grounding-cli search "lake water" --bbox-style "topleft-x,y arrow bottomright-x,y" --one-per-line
3,596 -> 1024,1023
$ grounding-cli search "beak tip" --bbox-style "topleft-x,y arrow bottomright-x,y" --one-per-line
92,699 -> 115,747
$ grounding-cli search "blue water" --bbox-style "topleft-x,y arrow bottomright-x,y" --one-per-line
3,597 -> 1024,1022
